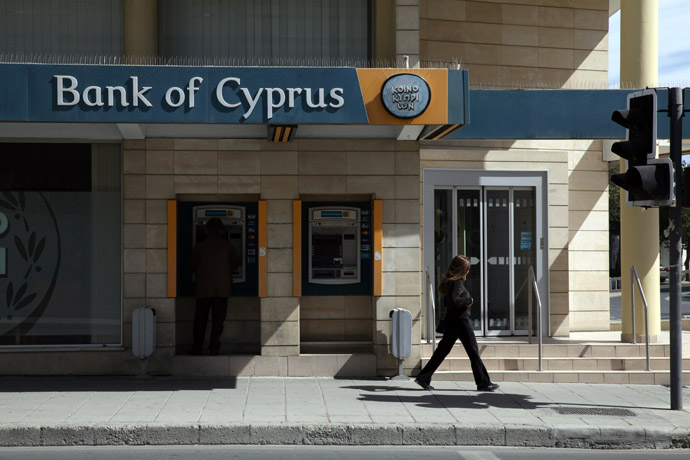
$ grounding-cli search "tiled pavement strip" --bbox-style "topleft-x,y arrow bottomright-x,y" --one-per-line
0,377 -> 689,449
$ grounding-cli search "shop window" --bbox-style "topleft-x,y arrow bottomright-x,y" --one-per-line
0,143 -> 122,346
159,0 -> 371,65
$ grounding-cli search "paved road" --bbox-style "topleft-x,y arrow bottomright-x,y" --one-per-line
1,445 -> 689,460
610,281 -> 690,321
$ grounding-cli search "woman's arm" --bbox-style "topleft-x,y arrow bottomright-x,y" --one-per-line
450,280 -> 472,310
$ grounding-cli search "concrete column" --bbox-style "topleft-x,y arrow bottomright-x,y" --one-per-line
395,0 -> 420,68
123,0 -> 158,61
261,200 -> 300,356
374,0 -> 395,64
619,0 -> 660,343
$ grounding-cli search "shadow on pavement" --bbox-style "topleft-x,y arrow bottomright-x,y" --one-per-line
0,376 -> 238,392
344,384 -> 663,411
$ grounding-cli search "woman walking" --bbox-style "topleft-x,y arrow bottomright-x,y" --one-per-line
415,255 -> 499,392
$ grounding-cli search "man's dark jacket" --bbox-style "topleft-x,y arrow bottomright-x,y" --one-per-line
189,233 -> 241,298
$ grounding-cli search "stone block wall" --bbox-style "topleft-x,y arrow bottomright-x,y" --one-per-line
122,138 -> 423,376
567,140 -> 610,331
420,139 -> 608,336
420,0 -> 609,88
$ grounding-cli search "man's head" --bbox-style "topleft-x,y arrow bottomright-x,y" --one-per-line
206,218 -> 224,235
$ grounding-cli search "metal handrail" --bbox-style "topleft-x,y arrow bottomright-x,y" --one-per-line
425,267 -> 437,351
527,266 -> 543,371
630,266 -> 651,371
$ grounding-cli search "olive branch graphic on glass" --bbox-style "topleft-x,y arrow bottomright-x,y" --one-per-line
0,191 -> 42,315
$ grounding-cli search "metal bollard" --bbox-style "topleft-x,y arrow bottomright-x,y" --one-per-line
389,308 -> 412,380
132,307 -> 156,378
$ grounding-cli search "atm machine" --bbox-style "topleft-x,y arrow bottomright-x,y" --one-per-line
177,201 -> 258,297
192,205 -> 246,283
303,203 -> 372,295
309,206 -> 361,284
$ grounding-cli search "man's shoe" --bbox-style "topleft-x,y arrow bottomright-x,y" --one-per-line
477,383 -> 499,392
414,378 -> 434,391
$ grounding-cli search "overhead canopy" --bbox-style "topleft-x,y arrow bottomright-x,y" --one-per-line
0,63 -> 469,141
0,63 -> 687,141
449,88 -> 690,140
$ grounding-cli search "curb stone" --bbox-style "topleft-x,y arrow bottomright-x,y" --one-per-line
455,425 -> 505,446
672,427 -> 690,448
0,423 -> 687,448
40,425 -> 96,446
350,425 -> 402,445
93,425 -> 146,446
594,426 -> 649,449
645,426 -> 673,449
199,424 -> 250,445
552,425 -> 601,449
143,423 -> 199,445
402,425 -> 456,445
249,424 -> 302,445
504,424 -> 554,447
0,425 -> 40,447
302,425 -> 352,445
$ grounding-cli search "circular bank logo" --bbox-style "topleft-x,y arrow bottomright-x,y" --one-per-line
381,74 -> 431,119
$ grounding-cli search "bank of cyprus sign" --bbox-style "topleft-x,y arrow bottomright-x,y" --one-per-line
0,64 -> 469,126
54,75 -> 345,120
0,64 -> 369,124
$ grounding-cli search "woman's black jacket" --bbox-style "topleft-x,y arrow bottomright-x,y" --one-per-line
444,279 -> 473,319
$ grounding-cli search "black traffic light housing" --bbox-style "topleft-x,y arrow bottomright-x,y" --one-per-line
610,89 -> 674,207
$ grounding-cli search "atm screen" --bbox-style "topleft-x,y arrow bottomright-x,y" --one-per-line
312,234 -> 342,268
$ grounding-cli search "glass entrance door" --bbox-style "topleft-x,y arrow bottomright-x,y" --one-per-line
433,186 -> 538,336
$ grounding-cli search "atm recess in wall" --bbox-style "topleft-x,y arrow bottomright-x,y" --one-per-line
309,207 -> 363,284
177,201 -> 259,297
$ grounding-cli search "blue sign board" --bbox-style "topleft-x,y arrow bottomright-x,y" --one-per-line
0,64 -> 369,124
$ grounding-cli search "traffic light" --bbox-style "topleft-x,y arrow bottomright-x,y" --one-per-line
610,89 -> 674,207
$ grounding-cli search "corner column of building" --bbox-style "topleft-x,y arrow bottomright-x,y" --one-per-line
260,158 -> 300,356
374,142 -> 422,376
619,0 -> 660,343
395,0 -> 420,68
123,0 -> 158,60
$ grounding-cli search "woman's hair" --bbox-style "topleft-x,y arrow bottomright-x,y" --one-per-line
438,255 -> 471,295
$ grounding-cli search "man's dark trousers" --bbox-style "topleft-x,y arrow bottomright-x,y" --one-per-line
193,297 -> 227,354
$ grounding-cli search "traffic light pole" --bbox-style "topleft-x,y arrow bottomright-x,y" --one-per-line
668,87 -> 683,410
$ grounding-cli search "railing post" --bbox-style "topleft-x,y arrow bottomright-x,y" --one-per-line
425,267 -> 437,351
630,266 -> 637,344
528,273 -> 533,345
528,266 -> 542,371
630,266 -> 651,371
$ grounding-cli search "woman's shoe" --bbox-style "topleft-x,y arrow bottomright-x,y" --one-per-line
477,383 -> 499,392
414,378 -> 434,391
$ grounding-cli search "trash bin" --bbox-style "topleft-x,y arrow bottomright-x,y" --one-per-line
132,307 -> 156,377
389,308 -> 412,379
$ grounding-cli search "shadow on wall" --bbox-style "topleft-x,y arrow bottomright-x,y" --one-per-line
175,296 -> 260,355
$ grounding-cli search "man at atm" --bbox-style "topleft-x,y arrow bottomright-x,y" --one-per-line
189,218 -> 241,356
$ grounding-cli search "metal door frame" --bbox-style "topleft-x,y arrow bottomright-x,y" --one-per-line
423,168 -> 549,339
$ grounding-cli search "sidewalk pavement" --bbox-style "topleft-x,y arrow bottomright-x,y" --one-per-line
1,376 -> 689,449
